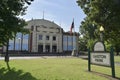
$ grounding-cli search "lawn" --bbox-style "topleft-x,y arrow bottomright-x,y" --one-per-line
0,57 -> 120,80
115,56 -> 120,62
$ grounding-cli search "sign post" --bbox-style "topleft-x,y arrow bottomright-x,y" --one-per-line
110,46 -> 115,78
88,48 -> 91,71
88,41 -> 115,78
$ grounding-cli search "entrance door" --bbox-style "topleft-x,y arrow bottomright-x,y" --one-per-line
45,45 -> 50,52
52,45 -> 57,52
38,45 -> 43,52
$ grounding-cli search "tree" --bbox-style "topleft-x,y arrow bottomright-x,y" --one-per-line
80,18 -> 98,40
78,37 -> 87,51
0,0 -> 34,46
77,0 -> 120,52
0,0 -> 34,63
79,18 -> 99,51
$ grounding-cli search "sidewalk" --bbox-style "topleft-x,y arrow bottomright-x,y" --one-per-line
0,56 -> 40,60
0,56 -> 73,60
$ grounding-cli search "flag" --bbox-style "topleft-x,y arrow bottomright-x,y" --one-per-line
70,19 -> 74,34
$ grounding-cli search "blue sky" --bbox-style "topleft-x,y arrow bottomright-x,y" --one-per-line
21,0 -> 86,32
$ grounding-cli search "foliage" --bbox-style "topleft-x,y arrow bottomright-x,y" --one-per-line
0,0 -> 33,46
80,19 -> 99,40
104,41 -> 112,52
78,37 -> 87,51
87,39 -> 98,51
77,0 -> 120,51
79,18 -> 99,51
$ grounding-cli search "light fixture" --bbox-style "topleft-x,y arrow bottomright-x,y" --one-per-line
99,26 -> 104,32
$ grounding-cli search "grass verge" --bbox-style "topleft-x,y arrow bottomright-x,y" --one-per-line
0,57 -> 120,80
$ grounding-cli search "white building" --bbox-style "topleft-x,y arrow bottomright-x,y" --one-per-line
1,19 -> 79,53
27,19 -> 63,53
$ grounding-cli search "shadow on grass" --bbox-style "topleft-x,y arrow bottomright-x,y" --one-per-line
0,62 -> 38,80
90,71 -> 120,80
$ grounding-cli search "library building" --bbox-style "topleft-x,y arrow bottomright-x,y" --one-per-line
1,19 -> 79,54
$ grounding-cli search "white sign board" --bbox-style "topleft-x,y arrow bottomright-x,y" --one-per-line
94,42 -> 105,51
91,53 -> 111,66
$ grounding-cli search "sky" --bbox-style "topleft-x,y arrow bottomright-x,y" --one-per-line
21,0 -> 86,32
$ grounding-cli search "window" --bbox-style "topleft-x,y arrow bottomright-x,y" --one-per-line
39,35 -> 42,40
46,36 -> 49,40
53,36 -> 56,41
68,36 -> 72,42
63,36 -> 67,41
31,26 -> 34,31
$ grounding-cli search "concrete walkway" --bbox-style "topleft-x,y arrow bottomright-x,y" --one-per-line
0,56 -> 74,60
0,56 -> 40,60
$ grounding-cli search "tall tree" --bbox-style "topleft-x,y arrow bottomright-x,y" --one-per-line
0,0 -> 34,46
77,0 -> 120,51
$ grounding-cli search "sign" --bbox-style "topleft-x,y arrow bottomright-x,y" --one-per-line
94,42 -> 105,51
91,53 -> 111,66
88,41 -> 115,78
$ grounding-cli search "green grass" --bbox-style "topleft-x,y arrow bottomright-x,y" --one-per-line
115,56 -> 120,62
0,57 -> 120,80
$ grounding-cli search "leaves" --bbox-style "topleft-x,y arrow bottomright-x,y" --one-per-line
0,0 -> 33,46
77,0 -> 120,50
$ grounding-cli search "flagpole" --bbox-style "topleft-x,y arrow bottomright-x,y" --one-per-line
72,18 -> 75,56
73,19 -> 75,51
43,10 -> 44,19
70,18 -> 74,56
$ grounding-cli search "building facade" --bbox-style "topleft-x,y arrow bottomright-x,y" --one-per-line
63,32 -> 79,52
2,19 -> 79,53
27,19 -> 63,53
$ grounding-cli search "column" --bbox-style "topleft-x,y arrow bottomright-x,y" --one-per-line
32,26 -> 37,52
35,27 -> 38,52
43,43 -> 46,52
50,36 -> 52,52
50,43 -> 52,52
57,36 -> 59,52
32,31 -> 36,52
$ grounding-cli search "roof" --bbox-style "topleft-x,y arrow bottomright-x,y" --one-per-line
25,19 -> 62,29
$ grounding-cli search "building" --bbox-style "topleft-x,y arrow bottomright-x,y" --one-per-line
2,19 -> 79,53
27,19 -> 63,53
63,32 -> 79,52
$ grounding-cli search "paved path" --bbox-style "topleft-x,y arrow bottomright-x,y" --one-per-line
0,55 -> 89,60
0,56 -> 41,60
0,56 -> 73,60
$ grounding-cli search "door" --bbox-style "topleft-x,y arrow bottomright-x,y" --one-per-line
38,45 -> 43,52
45,45 -> 50,52
52,45 -> 57,52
